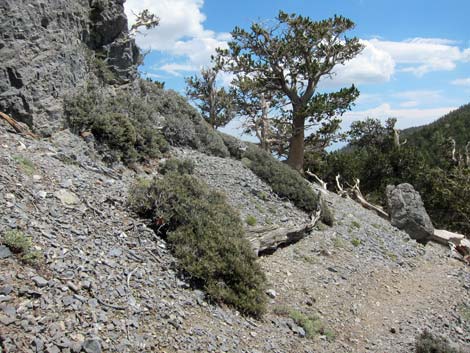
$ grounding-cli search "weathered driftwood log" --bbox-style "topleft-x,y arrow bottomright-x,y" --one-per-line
432,229 -> 465,245
246,210 -> 321,255
349,179 -> 389,219
335,175 -> 389,219
0,112 -> 38,139
305,169 -> 327,190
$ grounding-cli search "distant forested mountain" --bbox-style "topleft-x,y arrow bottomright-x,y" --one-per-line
403,104 -> 470,164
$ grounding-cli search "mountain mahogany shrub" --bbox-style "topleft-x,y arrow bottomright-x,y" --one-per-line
64,80 -> 229,164
415,330 -> 461,353
64,85 -> 168,164
218,132 -> 247,159
159,158 -> 195,175
320,197 -> 334,226
128,173 -> 267,317
242,144 -> 319,213
138,80 -> 229,157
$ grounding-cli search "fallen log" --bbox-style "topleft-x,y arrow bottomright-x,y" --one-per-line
0,112 -> 38,139
432,229 -> 465,245
246,210 -> 321,255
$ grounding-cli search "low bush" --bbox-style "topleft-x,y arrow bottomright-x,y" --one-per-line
274,306 -> 334,340
218,132 -> 247,159
64,85 -> 169,165
415,330 -> 461,353
13,156 -> 35,175
351,238 -> 361,247
160,158 -> 195,175
241,145 -> 319,213
320,197 -> 334,226
138,80 -> 229,157
128,173 -> 267,317
2,230 -> 42,266
245,215 -> 257,226
64,80 -> 229,165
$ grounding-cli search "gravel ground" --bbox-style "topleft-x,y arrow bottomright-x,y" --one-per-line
0,122 -> 469,353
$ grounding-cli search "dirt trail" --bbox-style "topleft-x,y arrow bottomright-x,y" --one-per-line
260,191 -> 470,353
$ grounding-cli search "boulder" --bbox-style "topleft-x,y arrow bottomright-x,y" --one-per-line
385,183 -> 434,242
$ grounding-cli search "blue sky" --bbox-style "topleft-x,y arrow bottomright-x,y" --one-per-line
124,0 -> 470,139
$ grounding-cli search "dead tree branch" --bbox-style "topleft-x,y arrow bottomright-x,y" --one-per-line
0,112 -> 38,139
305,169 -> 327,190
335,175 -> 389,219
246,210 -> 321,255
129,10 -> 160,37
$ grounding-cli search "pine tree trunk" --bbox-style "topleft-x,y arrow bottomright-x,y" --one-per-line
287,111 -> 305,171
260,94 -> 270,152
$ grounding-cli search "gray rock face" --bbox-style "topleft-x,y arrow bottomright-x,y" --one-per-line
0,245 -> 12,259
0,0 -> 139,133
386,183 -> 434,242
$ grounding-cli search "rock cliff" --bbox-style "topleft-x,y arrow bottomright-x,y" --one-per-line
0,0 -> 139,134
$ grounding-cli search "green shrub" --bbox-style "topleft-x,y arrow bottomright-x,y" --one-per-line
2,230 -> 42,266
160,158 -> 195,175
351,238 -> 361,247
91,113 -> 138,163
138,81 -> 229,157
13,156 -> 35,175
245,215 -> 257,226
65,81 -> 229,161
320,197 -> 334,226
415,330 -> 461,353
242,144 -> 319,213
128,173 -> 267,317
92,56 -> 118,84
351,221 -> 361,229
274,307 -> 334,340
219,132 -> 247,159
64,84 -> 169,165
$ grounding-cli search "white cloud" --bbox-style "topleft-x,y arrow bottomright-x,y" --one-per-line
125,0 -> 228,75
342,103 -> 456,129
393,90 -> 443,108
452,77 -> 470,86
323,39 -> 395,87
124,2 -> 468,82
316,36 -> 470,88
370,38 -> 469,76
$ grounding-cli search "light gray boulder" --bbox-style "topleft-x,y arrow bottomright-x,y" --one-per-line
386,183 -> 434,242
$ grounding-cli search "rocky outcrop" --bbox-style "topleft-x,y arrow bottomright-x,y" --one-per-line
386,183 -> 434,242
0,0 -> 139,133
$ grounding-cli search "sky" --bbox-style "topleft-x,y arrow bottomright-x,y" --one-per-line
124,0 -> 470,141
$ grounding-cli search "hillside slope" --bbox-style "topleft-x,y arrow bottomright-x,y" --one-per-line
1,121 -> 469,353
403,103 -> 470,162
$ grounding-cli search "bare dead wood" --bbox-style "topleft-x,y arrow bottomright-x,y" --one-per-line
335,175 -> 388,219
450,138 -> 457,163
246,210 -> 321,255
0,112 -> 38,139
349,178 -> 389,219
432,229 -> 465,245
393,128 -> 407,148
305,169 -> 327,190
335,174 -> 348,198
466,141 -> 470,167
